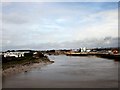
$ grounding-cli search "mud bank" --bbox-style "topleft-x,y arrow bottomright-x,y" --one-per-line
2,58 -> 54,77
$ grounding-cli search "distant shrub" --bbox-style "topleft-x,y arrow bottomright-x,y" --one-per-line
24,53 -> 33,57
2,56 -> 16,63
36,51 -> 44,57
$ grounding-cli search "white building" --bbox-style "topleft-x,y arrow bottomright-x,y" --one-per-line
0,52 -> 2,55
80,47 -> 87,52
3,51 -> 30,58
86,49 -> 91,52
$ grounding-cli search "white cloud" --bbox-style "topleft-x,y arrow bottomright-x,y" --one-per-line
1,2 -> 118,51
73,9 -> 118,40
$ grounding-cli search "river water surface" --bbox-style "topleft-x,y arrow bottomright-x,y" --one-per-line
3,55 -> 119,88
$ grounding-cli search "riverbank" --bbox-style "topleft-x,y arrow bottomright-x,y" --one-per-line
66,52 -> 120,61
2,57 -> 54,77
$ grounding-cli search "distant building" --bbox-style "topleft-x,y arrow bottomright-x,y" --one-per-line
79,47 -> 87,52
3,51 -> 30,58
0,52 -> 2,55
112,49 -> 119,54
83,47 -> 86,52
86,49 -> 91,52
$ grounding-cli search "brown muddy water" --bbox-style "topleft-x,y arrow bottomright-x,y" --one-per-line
2,55 -> 119,88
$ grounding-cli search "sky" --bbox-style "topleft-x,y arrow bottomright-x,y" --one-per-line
1,2 -> 119,51
1,0 -> 120,2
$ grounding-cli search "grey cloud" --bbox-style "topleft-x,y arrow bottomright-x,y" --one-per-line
3,14 -> 29,24
2,37 -> 119,51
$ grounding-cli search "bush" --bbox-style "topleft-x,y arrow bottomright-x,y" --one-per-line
24,53 -> 33,57
36,51 -> 44,57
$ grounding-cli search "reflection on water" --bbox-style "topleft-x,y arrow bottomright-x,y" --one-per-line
3,55 -> 119,88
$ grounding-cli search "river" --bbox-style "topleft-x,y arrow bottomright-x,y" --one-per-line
2,55 -> 119,88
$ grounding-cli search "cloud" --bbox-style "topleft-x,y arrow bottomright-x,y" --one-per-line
3,13 -> 28,24
73,9 -> 118,40
1,2 -> 118,51
2,37 -> 118,51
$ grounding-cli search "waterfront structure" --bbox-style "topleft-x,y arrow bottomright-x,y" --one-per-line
79,47 -> 87,52
0,52 -> 2,55
3,51 -> 30,58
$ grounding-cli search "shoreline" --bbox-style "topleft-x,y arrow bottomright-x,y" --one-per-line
66,53 -> 120,60
2,58 -> 54,77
